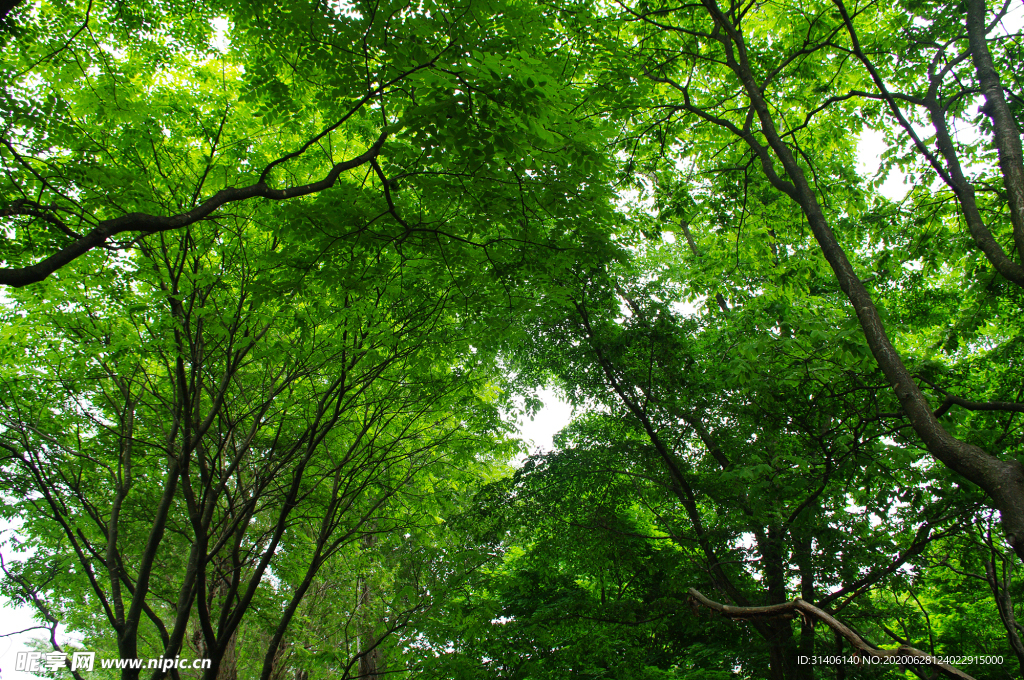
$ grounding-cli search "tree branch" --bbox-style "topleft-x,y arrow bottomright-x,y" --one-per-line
0,132 -> 388,288
966,0 -> 1024,260
689,588 -> 977,679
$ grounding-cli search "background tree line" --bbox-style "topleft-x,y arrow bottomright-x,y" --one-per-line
0,0 -> 1022,678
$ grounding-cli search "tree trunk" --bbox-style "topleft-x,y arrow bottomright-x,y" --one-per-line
760,527 -> 799,680
696,0 -> 1024,559
357,532 -> 385,680
794,533 -> 816,680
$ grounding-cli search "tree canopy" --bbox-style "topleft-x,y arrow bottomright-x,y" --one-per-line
2,0 -> 1024,678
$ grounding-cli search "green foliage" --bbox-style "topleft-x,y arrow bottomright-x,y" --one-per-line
3,0 -> 1024,678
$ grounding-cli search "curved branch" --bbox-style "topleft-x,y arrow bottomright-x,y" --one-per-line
0,132 -> 388,288
934,394 -> 1024,418
689,588 -> 978,680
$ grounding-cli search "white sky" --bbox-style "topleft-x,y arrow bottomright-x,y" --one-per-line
857,127 -> 910,202
515,387 -> 575,457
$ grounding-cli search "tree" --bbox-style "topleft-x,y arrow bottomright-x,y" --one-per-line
498,227 -> 992,677
0,215 -> 516,679
1,0 -> 622,676
471,0 -> 1024,671
5,0 -> 1024,677
556,0 -> 1024,560
0,0 -> 612,288
414,425 -> 761,680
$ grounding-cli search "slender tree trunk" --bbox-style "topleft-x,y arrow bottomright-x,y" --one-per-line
357,531 -> 385,679
984,547 -> 1024,667
794,533 -> 815,680
835,631 -> 846,680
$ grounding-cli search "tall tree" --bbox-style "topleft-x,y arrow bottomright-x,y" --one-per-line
500,226 -> 985,677
0,215 -> 517,679
554,0 -> 1024,559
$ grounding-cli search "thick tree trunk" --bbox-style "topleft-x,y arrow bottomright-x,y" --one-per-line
215,630 -> 237,680
966,0 -> 1024,261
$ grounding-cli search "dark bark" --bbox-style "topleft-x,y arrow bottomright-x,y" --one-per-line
0,0 -> 23,22
793,534 -> 816,680
357,532 -> 385,680
980,531 -> 1024,668
760,527 -> 798,680
966,0 -> 1024,261
120,457 -> 182,680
